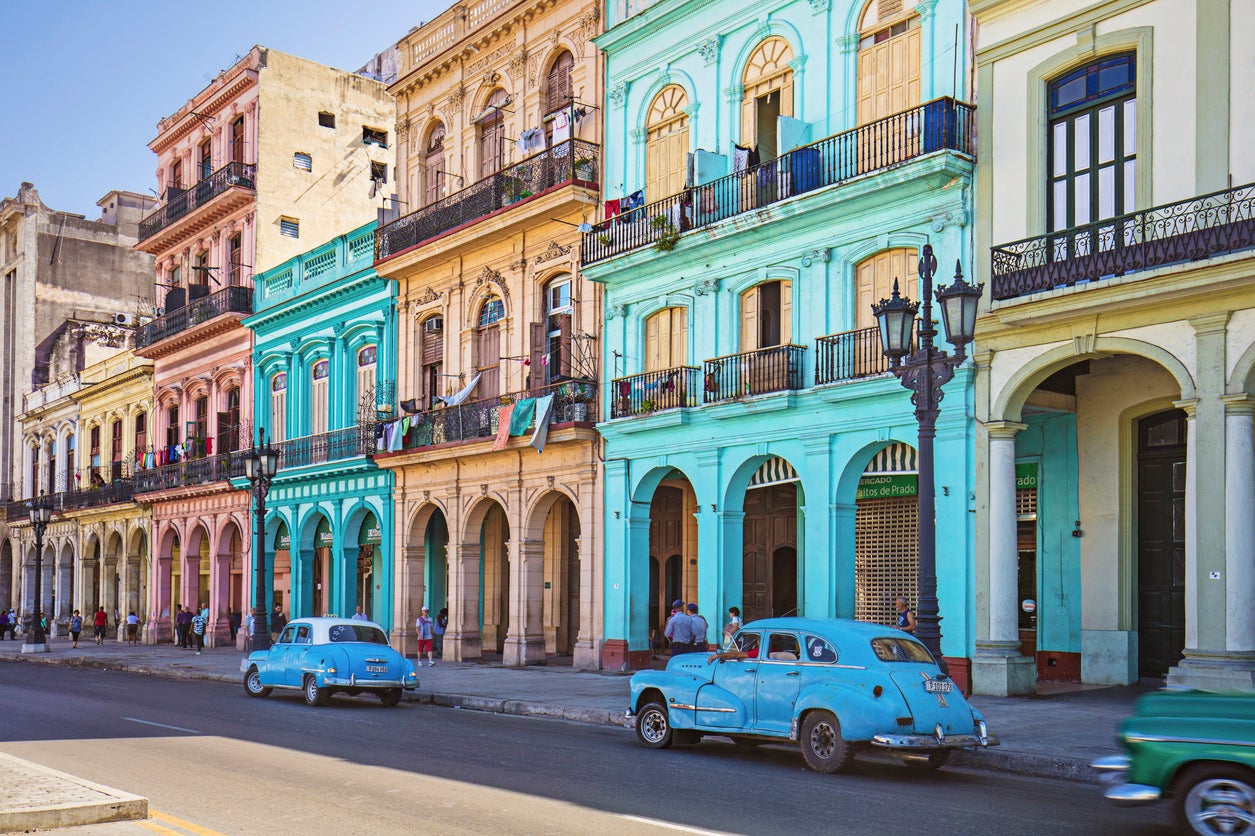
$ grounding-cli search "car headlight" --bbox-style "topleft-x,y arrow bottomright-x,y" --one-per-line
326,666 -> 337,675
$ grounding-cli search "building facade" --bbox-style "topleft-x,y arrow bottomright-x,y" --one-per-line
133,46 -> 395,645
246,222 -> 398,633
971,0 -> 1255,693
373,0 -> 606,668
585,0 -> 978,679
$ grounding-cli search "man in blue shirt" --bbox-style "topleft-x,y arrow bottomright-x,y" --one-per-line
664,599 -> 693,656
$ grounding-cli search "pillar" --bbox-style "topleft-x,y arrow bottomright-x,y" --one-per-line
503,538 -> 546,665
972,421 -> 1035,695
209,549 -> 231,646
443,540 -> 483,661
1223,395 -> 1255,652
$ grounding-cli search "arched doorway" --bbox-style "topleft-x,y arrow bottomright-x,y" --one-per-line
356,511 -> 382,619
309,516 -> 332,617
0,539 -> 12,610
649,476 -> 698,639
1136,408 -> 1187,677
540,494 -> 580,656
854,443 -> 919,627
57,541 -> 75,626
273,521 -> 292,615
742,457 -> 800,623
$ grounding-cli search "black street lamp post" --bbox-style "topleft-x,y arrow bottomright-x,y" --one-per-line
872,243 -> 983,674
21,493 -> 53,654
243,432 -> 280,653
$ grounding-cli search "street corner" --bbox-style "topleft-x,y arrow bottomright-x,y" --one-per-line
0,752 -> 148,832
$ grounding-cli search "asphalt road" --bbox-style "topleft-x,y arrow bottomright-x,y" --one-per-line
0,661 -> 1171,835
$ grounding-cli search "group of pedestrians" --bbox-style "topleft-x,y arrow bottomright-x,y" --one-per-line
174,604 -> 209,654
0,608 -> 19,640
662,600 -> 712,655
414,605 -> 448,666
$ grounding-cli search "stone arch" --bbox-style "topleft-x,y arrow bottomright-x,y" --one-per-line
721,451 -> 807,512
1228,339 -> 1255,394
523,484 -> 581,543
629,462 -> 705,512
993,337 -> 1196,423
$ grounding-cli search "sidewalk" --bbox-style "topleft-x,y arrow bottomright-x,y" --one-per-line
0,636 -> 1141,786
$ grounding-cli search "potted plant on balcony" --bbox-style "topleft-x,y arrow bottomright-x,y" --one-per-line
574,155 -> 597,181
651,214 -> 681,252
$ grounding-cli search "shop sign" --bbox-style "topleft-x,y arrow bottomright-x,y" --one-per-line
276,525 -> 290,550
315,518 -> 334,549
360,526 -> 382,546
856,474 -> 918,500
1016,462 -> 1039,490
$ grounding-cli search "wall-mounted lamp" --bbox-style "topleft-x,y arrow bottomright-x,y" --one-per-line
1072,520 -> 1083,538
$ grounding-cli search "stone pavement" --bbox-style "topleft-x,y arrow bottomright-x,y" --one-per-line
0,751 -> 147,832
0,633 -> 1151,827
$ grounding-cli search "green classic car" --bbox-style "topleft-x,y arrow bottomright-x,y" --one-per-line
1094,690 -> 1255,835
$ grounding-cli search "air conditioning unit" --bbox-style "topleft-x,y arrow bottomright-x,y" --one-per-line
113,313 -> 134,326
424,316 -> 444,332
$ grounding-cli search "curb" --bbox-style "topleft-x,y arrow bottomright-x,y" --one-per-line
0,753 -> 147,833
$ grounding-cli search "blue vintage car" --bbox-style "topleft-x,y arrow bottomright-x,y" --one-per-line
629,617 -> 996,772
241,616 -> 419,706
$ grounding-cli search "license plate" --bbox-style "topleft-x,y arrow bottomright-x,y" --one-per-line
924,680 -> 953,694
366,665 -> 387,673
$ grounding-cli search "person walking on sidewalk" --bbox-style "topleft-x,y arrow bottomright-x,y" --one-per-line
7,609 -> 17,640
93,607 -> 108,645
415,606 -> 436,666
434,607 -> 447,658
271,605 -> 287,642
69,610 -> 83,648
190,606 -> 207,655
175,605 -> 191,648
0,609 -> 9,641
126,611 -> 140,646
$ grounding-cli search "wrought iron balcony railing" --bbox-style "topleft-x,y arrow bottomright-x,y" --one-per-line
703,345 -> 806,403
139,162 -> 257,242
5,499 -> 30,521
815,326 -> 890,385
61,480 -> 136,510
991,182 -> 1255,301
136,285 -> 253,349
134,452 -> 245,493
276,426 -> 373,470
582,98 -> 974,265
611,367 -> 700,418
376,139 -> 599,260
398,379 -> 597,450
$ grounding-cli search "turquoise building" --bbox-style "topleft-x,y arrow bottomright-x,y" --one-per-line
584,0 -> 979,682
243,223 -> 399,632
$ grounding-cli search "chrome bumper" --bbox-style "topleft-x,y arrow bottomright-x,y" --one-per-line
325,676 -> 418,690
872,720 -> 997,749
1092,755 -> 1161,807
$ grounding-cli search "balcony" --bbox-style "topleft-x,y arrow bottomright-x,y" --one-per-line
815,327 -> 889,385
136,285 -> 253,350
376,139 -> 600,261
276,426 -> 373,470
582,98 -> 974,265
398,379 -> 597,451
134,452 -> 245,494
61,480 -> 136,510
138,162 -> 256,244
703,345 -> 806,403
991,182 -> 1255,301
611,367 -> 701,418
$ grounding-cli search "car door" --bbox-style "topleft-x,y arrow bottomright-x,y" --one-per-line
285,624 -> 313,687
696,631 -> 761,729
753,632 -> 803,735
873,636 -> 976,737
263,625 -> 297,687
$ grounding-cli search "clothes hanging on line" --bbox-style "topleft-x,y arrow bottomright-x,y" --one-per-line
493,404 -> 515,451
733,144 -> 751,173
434,373 -> 483,406
530,394 -> 556,453
604,198 -> 621,221
517,127 -> 546,154
508,397 -> 537,435
551,111 -> 571,143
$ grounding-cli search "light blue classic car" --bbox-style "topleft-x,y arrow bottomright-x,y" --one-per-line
241,617 -> 419,706
629,617 -> 996,772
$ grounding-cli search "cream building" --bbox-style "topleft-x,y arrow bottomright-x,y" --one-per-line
972,0 -> 1255,693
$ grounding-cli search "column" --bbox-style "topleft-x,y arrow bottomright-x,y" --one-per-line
443,540 -> 483,661
1223,395 -> 1255,652
209,548 -> 231,647
503,538 -> 545,665
972,421 -> 1035,696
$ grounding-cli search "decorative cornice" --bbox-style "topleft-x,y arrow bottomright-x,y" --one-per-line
609,81 -> 628,109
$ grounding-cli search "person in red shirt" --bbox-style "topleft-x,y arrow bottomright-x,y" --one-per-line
93,607 -> 108,645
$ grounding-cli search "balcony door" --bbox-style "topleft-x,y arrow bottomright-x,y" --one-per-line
645,307 -> 687,372
476,296 -> 504,400
856,4 -> 920,170
311,360 -> 329,435
356,346 -> 377,423
420,315 -> 444,410
424,123 -> 446,207
855,248 -> 918,330
270,374 -> 287,443
740,38 -> 795,162
645,86 -> 689,202
478,89 -> 508,180
740,281 -> 792,352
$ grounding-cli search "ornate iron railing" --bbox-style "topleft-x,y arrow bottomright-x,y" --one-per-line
5,499 -> 30,521
376,139 -> 600,260
139,162 -> 257,242
610,367 -> 700,418
398,379 -> 597,450
136,285 -> 253,348
277,426 -> 373,469
133,452 -> 246,493
816,327 -> 890,384
991,182 -> 1255,301
703,345 -> 806,403
582,98 -> 974,265
61,480 -> 136,510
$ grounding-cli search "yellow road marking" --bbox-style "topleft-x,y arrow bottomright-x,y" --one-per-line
137,821 -> 181,836
150,809 -> 228,836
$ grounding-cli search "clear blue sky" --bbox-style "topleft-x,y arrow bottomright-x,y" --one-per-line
0,0 -> 450,217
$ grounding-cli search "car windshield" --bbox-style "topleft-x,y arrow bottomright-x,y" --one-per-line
327,624 -> 388,644
870,637 -> 934,663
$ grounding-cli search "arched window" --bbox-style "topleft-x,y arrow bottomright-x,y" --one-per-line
1047,53 -> 1136,232
311,360 -> 330,435
270,373 -> 288,443
476,295 -> 504,399
644,307 -> 688,371
357,346 -> 378,421
133,413 -> 146,466
64,432 -> 75,487
740,280 -> 793,352
646,86 -> 690,201
544,50 -> 575,146
740,38 -> 795,159
478,89 -> 509,180
854,248 -> 918,331
856,1 -> 920,125
423,122 -> 447,207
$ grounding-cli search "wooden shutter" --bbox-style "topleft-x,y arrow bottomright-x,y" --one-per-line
477,325 -> 500,399
671,308 -> 687,366
740,96 -> 756,148
740,287 -> 760,352
645,312 -> 661,372
216,412 -> 231,451
856,249 -> 918,330
557,313 -> 572,377
529,322 -> 546,387
272,391 -> 286,443
780,281 -> 792,344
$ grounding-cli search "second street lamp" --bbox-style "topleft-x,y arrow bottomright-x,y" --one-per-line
20,493 -> 53,654
244,432 -> 280,652
871,243 -> 983,675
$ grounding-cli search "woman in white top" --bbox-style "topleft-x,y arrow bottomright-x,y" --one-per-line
723,606 -> 743,650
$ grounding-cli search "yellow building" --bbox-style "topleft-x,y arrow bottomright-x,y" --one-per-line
62,349 -> 154,635
373,0 -> 604,667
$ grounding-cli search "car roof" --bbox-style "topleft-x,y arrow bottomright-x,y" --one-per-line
288,616 -> 384,630
739,617 -> 911,639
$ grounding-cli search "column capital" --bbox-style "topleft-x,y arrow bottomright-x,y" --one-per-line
1222,394 -> 1255,416
985,421 -> 1026,439
1173,398 -> 1200,417
1189,311 -> 1231,336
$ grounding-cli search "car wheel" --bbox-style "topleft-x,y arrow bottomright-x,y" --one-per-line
1174,764 -> 1255,835
907,749 -> 951,770
800,710 -> 855,773
636,701 -> 674,749
379,688 -> 402,707
243,667 -> 271,698
303,674 -> 330,707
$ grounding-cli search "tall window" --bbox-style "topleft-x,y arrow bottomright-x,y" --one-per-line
545,277 -> 572,381
199,139 -> 213,180
856,2 -> 920,125
855,248 -> 918,330
231,117 -> 246,164
311,360 -> 330,435
1047,53 -> 1136,232
63,432 -> 75,489
740,280 -> 792,352
90,425 -> 101,478
29,445 -> 38,495
166,405 -> 179,456
424,123 -> 446,207
645,86 -> 690,201
134,413 -> 146,462
544,51 -> 575,146
420,315 -> 444,409
110,419 -> 123,478
740,38 -> 795,161
270,374 -> 288,443
477,296 -> 504,399
194,396 -> 209,456
357,347 -> 377,421
644,307 -> 688,371
478,89 -> 509,180
228,233 -> 243,285
218,387 -> 240,453
46,438 -> 55,492
169,159 -> 183,192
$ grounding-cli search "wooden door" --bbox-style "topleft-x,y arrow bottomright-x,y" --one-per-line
1137,410 -> 1187,678
646,87 -> 689,202
856,20 -> 921,171
477,325 -> 500,399
855,249 -> 918,330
